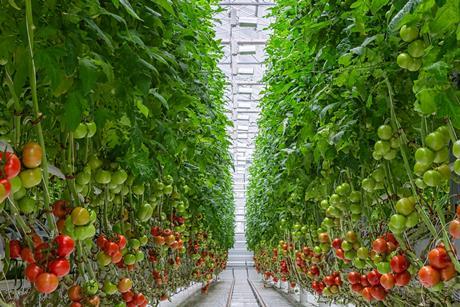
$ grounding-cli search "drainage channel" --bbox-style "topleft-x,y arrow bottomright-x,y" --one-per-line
226,267 -> 267,307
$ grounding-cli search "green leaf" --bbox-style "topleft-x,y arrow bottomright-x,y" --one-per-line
430,0 -> 460,36
84,18 -> 114,51
119,0 -> 142,20
8,0 -> 20,10
63,93 -> 82,131
79,58 -> 98,95
136,98 -> 149,117
370,0 -> 389,15
150,89 -> 169,109
153,0 -> 175,15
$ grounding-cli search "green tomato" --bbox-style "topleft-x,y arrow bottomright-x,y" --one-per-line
123,253 -> 136,265
405,211 -> 419,228
351,213 -> 361,222
132,184 -> 145,195
139,235 -> 149,246
341,241 -> 352,251
88,155 -> 102,170
84,280 -> 99,296
326,206 -> 340,218
336,183 -> 351,196
372,151 -> 382,161
322,217 -> 334,228
377,125 -> 392,140
313,246 -> 322,254
454,159 -> 460,175
377,262 -> 391,274
390,137 -> 400,149
76,172 -> 91,186
374,141 -> 391,155
97,251 -> 112,266
86,122 -> 97,138
397,53 -> 411,69
128,238 -> 141,250
135,250 -> 145,262
349,191 -> 361,203
20,168 -> 42,188
14,186 -> 26,200
320,243 -> 330,253
74,123 -> 88,139
95,169 -> 112,185
111,170 -> 128,185
350,203 -> 362,214
18,197 -> 36,214
425,132 -> 445,152
389,214 -> 407,230
437,164 -> 450,181
357,247 -> 369,259
320,199 -> 329,209
415,178 -> 426,189
433,147 -> 449,164
383,149 -> 397,160
415,147 -> 434,165
400,25 -> 419,42
74,224 -> 96,240
395,197 -> 415,216
423,170 -> 442,187
9,176 -> 22,194
372,168 -> 385,182
407,40 -> 425,58
453,141 -> 460,159
103,280 -> 118,295
344,249 -> 356,260
353,257 -> 366,269
329,194 -> 340,205
407,57 -> 422,72
413,162 -> 430,176
136,203 -> 153,222
362,178 -> 376,192
163,185 -> 173,195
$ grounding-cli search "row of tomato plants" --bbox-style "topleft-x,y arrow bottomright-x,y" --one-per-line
247,0 -> 459,305
0,0 -> 233,306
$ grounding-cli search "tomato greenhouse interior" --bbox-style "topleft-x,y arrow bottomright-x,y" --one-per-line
0,0 -> 459,306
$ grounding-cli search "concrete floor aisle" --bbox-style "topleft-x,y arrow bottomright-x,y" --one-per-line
178,268 -> 299,307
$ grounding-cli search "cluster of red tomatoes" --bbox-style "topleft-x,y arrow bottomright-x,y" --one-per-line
96,233 -> 127,267
151,226 -> 184,250
418,244 -> 457,289
10,234 -> 74,294
0,151 -> 20,203
321,271 -> 342,296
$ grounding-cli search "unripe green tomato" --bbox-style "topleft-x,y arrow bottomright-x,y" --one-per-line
139,235 -> 148,246
128,239 -> 141,250
372,168 -> 385,182
454,159 -> 460,175
18,196 -> 36,214
425,132 -> 445,152
395,198 -> 415,216
374,140 -> 391,155
383,149 -> 397,160
353,257 -> 366,269
123,253 -> 136,265
76,172 -> 91,186
413,162 -> 430,176
163,185 -> 173,195
74,123 -> 88,139
423,170 -> 442,187
329,194 -> 340,205
433,147 -> 449,164
103,280 -> 118,295
357,247 -> 369,259
405,211 -> 419,228
95,169 -> 111,185
12,187 -> 24,202
135,251 -> 144,262
397,53 -> 411,69
408,40 -> 425,58
377,262 -> 391,274
97,251 -> 112,266
390,137 -> 400,149
86,122 -> 97,138
407,57 -> 422,72
372,151 -> 382,161
132,184 -> 145,195
74,224 -> 96,240
453,141 -> 460,159
9,176 -> 22,194
121,185 -> 130,196
111,170 -> 128,185
389,214 -> 407,231
377,125 -> 392,140
341,241 -> 352,251
349,191 -> 361,203
400,25 -> 419,42
320,199 -> 329,209
88,155 -> 102,170
20,168 -> 42,188
415,147 -> 435,165
84,280 -> 99,296
351,213 -> 361,221
344,249 -> 356,260
437,164 -> 450,181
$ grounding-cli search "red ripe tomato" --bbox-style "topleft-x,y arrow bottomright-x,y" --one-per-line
70,302 -> 82,307
133,293 -> 147,305
449,219 -> 460,239
347,271 -> 361,284
323,275 -> 335,286
418,265 -> 441,288
34,242 -> 50,262
68,285 -> 83,302
52,200 -> 69,218
34,273 -> 59,294
25,263 -> 44,282
31,233 -> 43,248
48,258 -> 70,277
22,142 -> 43,168
440,262 -> 457,281
384,232 -> 398,245
361,274 -> 370,286
351,283 -> 363,293
9,240 -> 21,259
395,270 -> 411,286
361,287 -> 373,302
21,247 -> 35,264
457,205 -> 460,218
54,234 -> 75,257
87,295 -> 100,307
428,247 -> 451,269
386,241 -> 398,253
96,235 -> 108,249
122,290 -> 134,302
104,241 -> 119,256
370,285 -> 387,301
151,226 -> 161,237
111,250 -> 123,264
372,238 -> 388,254
367,269 -> 381,286
116,234 -> 127,249
335,248 -> 345,259
334,276 -> 342,286
332,238 -> 342,249
0,179 -> 11,202
0,152 -> 21,179
380,273 -> 395,290
390,255 -> 409,273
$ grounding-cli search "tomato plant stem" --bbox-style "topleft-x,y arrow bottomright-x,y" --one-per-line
24,0 -> 56,236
